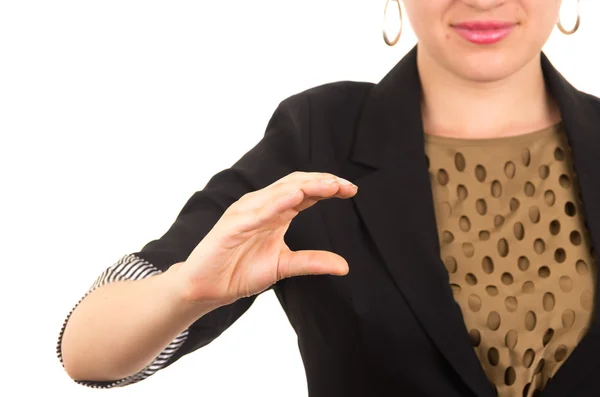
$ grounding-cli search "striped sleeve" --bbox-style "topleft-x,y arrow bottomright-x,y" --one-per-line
56,253 -> 189,388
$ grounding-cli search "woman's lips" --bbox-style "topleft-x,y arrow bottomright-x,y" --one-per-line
451,21 -> 517,45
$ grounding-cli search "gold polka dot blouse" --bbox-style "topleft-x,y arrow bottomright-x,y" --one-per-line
424,122 -> 597,397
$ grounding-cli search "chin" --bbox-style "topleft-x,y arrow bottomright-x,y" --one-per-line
447,52 -> 530,83
455,64 -> 516,83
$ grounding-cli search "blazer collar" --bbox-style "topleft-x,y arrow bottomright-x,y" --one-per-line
351,45 -> 424,170
349,44 -> 600,397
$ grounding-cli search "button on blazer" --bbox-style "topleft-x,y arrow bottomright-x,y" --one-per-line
131,46 -> 600,397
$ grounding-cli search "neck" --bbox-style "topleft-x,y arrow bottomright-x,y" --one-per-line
418,48 -> 561,139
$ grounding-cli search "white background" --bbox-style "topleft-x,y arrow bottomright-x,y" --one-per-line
1,1 -> 599,396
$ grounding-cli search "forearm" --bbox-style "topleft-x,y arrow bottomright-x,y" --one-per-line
60,263 -> 222,382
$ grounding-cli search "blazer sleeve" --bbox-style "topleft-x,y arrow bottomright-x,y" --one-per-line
56,93 -> 311,388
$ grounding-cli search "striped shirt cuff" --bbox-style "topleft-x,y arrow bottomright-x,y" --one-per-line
56,253 -> 189,388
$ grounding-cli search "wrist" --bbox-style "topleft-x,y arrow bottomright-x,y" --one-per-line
161,262 -> 229,320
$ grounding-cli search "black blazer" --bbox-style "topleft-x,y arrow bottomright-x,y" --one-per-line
134,46 -> 600,396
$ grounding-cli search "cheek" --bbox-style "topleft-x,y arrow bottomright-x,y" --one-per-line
526,0 -> 561,31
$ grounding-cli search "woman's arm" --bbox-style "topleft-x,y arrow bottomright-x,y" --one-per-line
57,93 -> 316,388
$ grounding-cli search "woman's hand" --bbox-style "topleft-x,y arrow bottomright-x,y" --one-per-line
172,172 -> 358,306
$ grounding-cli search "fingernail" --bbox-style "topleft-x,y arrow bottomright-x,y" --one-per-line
337,178 -> 353,186
321,179 -> 337,184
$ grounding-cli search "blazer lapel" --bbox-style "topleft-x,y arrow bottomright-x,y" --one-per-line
349,46 -> 497,397
534,53 -> 600,397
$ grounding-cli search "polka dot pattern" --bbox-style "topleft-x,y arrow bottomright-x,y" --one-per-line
424,123 -> 596,397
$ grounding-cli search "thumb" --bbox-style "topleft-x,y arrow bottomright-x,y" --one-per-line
277,249 -> 349,280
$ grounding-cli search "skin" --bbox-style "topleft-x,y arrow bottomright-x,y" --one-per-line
402,0 -> 565,139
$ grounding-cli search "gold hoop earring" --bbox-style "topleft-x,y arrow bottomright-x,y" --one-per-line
557,0 -> 580,35
383,0 -> 403,46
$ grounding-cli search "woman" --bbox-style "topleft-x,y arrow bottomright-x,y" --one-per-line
57,1 -> 599,396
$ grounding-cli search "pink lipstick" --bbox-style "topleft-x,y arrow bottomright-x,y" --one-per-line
452,21 -> 516,45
